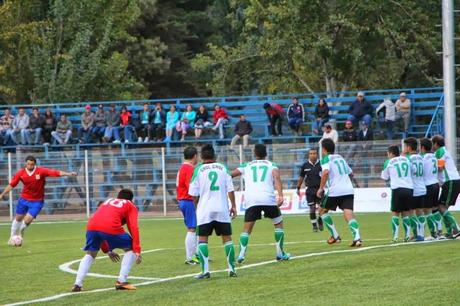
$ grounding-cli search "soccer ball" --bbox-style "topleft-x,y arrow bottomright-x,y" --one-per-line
9,235 -> 23,247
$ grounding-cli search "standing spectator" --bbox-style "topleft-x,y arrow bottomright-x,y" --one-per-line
77,105 -> 94,143
376,97 -> 396,140
176,104 -> 196,141
151,103 -> 166,141
395,92 -> 411,136
212,104 -> 229,139
0,108 -> 14,145
119,106 -> 134,143
104,104 -> 121,144
230,115 -> 253,148
136,103 -> 152,142
194,104 -> 212,139
52,114 -> 73,144
26,107 -> 45,145
347,91 -> 373,126
92,104 -> 106,142
165,105 -> 179,142
319,124 -> 338,144
263,102 -> 284,136
11,107 -> 30,145
342,120 -> 358,160
287,97 -> 305,135
312,98 -> 330,135
43,108 -> 56,145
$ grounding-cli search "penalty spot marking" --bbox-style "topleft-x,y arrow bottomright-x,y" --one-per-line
5,239 -> 455,306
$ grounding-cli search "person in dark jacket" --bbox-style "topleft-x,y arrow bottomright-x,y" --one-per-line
136,103 -> 153,142
230,115 -> 253,147
25,107 -> 45,145
347,91 -> 373,126
312,98 -> 330,135
104,104 -> 121,143
194,104 -> 212,139
92,104 -> 106,142
263,102 -> 284,136
42,108 -> 56,145
287,97 -> 304,135
151,103 -> 166,141
342,120 -> 358,160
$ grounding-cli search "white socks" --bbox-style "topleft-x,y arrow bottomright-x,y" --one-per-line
10,220 -> 20,237
19,221 -> 28,236
185,232 -> 197,260
118,251 -> 136,283
75,254 -> 94,286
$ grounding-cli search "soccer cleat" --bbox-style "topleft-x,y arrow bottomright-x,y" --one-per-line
350,239 -> 363,247
237,256 -> 245,264
453,231 -> 460,239
185,259 -> 198,265
391,238 -> 398,243
415,236 -> 425,242
425,236 -> 435,241
194,272 -> 211,280
403,237 -> 411,242
276,252 -> 291,261
437,230 -> 444,237
318,223 -> 324,231
327,236 -> 341,245
115,281 -> 136,290
71,285 -> 82,292
229,271 -> 237,277
312,225 -> 319,233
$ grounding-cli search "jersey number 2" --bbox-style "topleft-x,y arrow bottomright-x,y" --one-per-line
208,171 -> 220,191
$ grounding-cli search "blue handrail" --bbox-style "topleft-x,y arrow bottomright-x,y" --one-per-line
424,94 -> 444,138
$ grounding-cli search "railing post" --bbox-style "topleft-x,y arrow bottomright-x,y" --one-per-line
161,147 -> 167,216
8,152 -> 13,221
239,145 -> 244,191
84,150 -> 90,218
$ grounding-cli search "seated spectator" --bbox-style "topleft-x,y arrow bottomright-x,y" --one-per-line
263,102 -> 284,136
230,115 -> 253,148
92,104 -> 106,142
347,91 -> 373,126
320,123 -> 338,144
26,107 -> 45,145
176,104 -> 196,141
52,114 -> 73,144
395,92 -> 411,136
376,97 -> 396,140
11,107 -> 29,145
43,108 -> 56,145
151,103 -> 166,141
104,104 -> 121,143
287,97 -> 304,135
136,103 -> 152,142
164,105 -> 179,142
119,106 -> 134,143
358,121 -> 374,187
77,105 -> 95,143
0,108 -> 14,145
212,104 -> 229,139
194,104 -> 212,139
312,98 -> 330,135
342,120 -> 358,160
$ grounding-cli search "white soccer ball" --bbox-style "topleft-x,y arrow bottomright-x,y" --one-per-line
10,235 -> 23,247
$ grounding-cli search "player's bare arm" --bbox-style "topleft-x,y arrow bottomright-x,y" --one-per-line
192,196 -> 199,208
0,185 -> 13,200
59,170 -> 78,177
316,169 -> 329,198
231,169 -> 241,178
296,176 -> 304,196
228,191 -> 237,219
273,168 -> 284,206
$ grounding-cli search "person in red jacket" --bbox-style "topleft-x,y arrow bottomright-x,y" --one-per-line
72,189 -> 142,292
0,155 -> 77,245
212,104 -> 229,139
119,106 -> 134,143
263,102 -> 285,136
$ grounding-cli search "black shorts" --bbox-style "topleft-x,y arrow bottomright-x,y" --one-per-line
425,184 -> 440,208
391,188 -> 413,212
321,194 -> 354,211
197,221 -> 232,236
244,205 -> 282,222
439,179 -> 460,207
412,195 -> 425,210
305,188 -> 320,205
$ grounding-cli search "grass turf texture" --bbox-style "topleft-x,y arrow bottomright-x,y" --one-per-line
0,213 -> 459,305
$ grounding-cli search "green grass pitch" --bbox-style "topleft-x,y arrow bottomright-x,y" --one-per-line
1,213 -> 459,305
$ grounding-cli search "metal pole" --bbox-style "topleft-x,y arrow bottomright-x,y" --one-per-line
161,147 -> 167,216
239,145 -> 244,191
8,153 -> 13,221
442,0 -> 457,162
84,150 -> 90,218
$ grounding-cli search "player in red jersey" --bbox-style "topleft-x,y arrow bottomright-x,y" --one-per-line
176,146 -> 199,265
0,155 -> 77,245
72,189 -> 142,292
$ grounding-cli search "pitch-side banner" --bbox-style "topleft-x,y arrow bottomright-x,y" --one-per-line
235,188 -> 460,215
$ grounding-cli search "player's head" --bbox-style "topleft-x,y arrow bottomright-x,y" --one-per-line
420,138 -> 432,153
403,137 -> 418,153
308,148 -> 318,162
387,145 -> 400,158
117,188 -> 134,201
25,155 -> 37,170
431,135 -> 445,150
201,144 -> 216,162
183,146 -> 198,164
254,144 -> 267,159
320,138 -> 335,155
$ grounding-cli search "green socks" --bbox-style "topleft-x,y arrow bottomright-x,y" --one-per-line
402,216 -> 411,240
348,219 -> 361,241
321,214 -> 339,239
239,232 -> 249,259
391,216 -> 400,240
224,241 -> 236,273
410,215 -> 418,237
417,215 -> 426,238
426,214 -> 436,236
274,228 -> 285,257
197,242 -> 209,274
432,211 -> 443,232
442,210 -> 459,234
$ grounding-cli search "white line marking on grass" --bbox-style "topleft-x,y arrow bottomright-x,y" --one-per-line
6,239 -> 457,306
0,218 -> 185,226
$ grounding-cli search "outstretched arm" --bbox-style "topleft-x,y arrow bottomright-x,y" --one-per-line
0,185 -> 13,200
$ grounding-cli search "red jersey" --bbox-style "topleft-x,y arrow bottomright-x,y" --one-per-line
266,103 -> 285,116
176,162 -> 194,200
9,167 -> 61,201
87,198 -> 141,253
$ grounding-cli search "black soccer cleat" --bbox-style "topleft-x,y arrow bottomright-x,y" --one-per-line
71,285 -> 82,292
194,272 -> 211,280
350,239 -> 363,247
229,271 -> 237,277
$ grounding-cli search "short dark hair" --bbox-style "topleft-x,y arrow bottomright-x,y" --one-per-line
184,146 -> 197,160
32,107 -> 39,111
309,147 -> 318,153
117,188 -> 134,201
388,145 -> 400,156
201,144 -> 215,160
25,155 -> 37,163
263,103 -> 270,109
420,138 -> 432,151
254,144 -> 267,158
403,137 -> 418,151
321,138 -> 335,154
431,135 -> 445,147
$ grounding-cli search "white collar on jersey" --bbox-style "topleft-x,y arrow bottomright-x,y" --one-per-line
25,167 -> 37,176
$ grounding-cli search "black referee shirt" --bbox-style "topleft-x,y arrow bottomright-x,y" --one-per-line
299,160 -> 321,189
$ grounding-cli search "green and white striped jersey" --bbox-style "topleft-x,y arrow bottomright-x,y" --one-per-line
320,154 -> 354,197
422,152 -> 439,186
407,153 -> 426,196
381,156 -> 413,190
435,146 -> 460,183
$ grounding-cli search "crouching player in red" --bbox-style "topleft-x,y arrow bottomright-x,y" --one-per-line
72,189 -> 142,292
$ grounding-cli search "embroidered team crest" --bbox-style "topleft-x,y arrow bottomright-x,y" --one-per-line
35,174 -> 40,180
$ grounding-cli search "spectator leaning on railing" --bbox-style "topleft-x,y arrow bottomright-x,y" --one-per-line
312,98 -> 330,135
151,103 -> 166,141
11,107 -> 30,145
230,114 -> 253,148
0,108 -> 14,145
212,104 -> 229,139
52,114 -> 73,144
376,97 -> 396,140
395,92 -> 411,136
104,104 -> 121,144
26,107 -> 45,145
263,102 -> 284,136
347,91 -> 373,126
287,97 -> 305,136
78,105 -> 95,143
92,104 -> 106,142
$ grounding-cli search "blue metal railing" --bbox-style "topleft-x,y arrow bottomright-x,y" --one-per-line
424,94 -> 444,138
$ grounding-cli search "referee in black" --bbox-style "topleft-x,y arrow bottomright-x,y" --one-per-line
296,148 -> 323,232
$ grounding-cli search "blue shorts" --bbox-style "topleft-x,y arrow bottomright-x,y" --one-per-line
83,231 -> 132,252
16,198 -> 44,218
178,200 -> 197,229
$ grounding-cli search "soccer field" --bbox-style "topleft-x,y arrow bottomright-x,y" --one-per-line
1,213 -> 459,306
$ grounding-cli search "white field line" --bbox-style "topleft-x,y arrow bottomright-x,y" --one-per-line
4,239 -> 456,306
